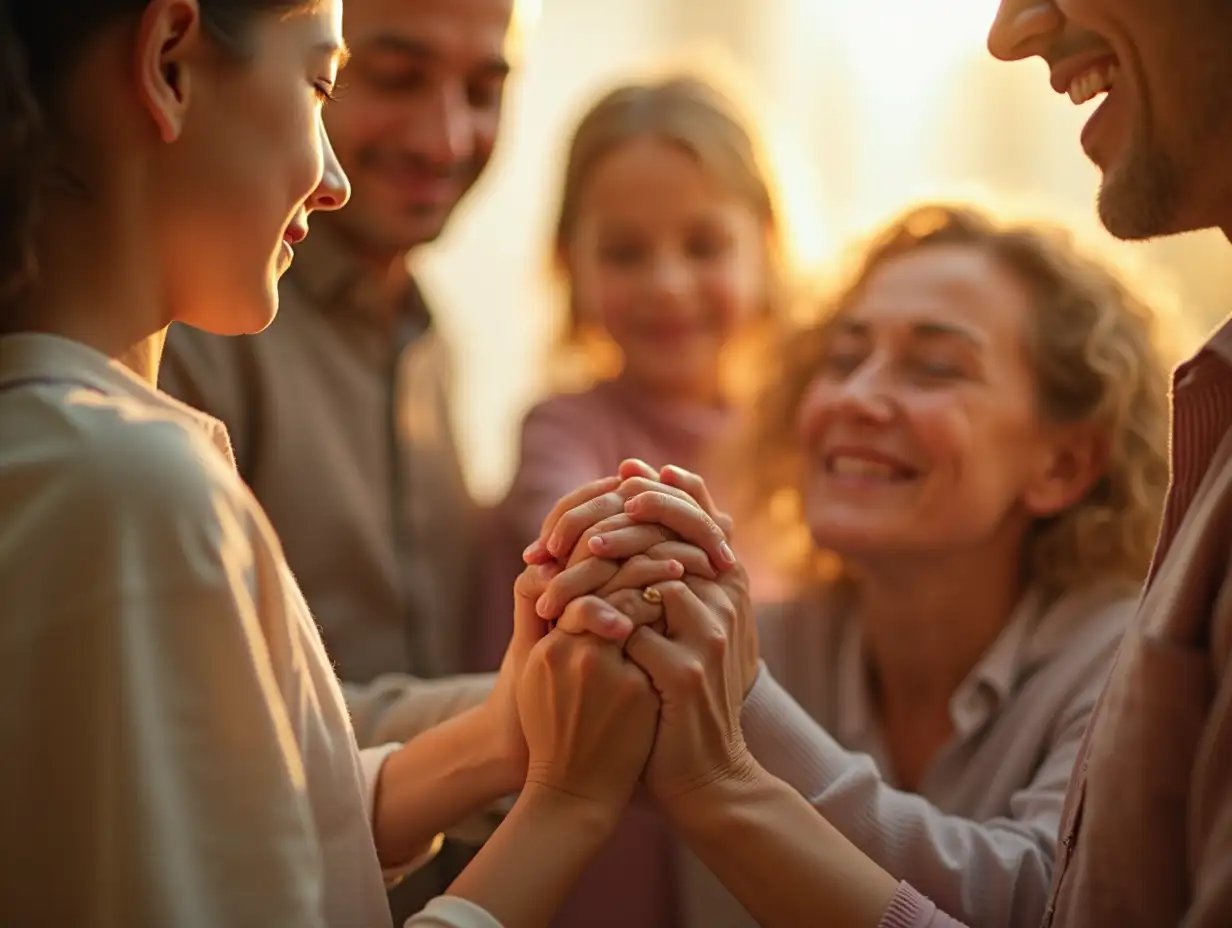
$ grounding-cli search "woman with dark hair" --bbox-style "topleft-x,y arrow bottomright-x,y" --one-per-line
0,2 -> 678,925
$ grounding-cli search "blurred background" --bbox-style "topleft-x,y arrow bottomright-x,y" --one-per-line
415,0 -> 1232,501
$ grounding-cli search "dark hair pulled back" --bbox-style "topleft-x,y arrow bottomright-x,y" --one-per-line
0,0 -> 310,316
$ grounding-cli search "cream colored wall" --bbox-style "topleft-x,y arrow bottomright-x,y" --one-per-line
415,0 -> 1232,502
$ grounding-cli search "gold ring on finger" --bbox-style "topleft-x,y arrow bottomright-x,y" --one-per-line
641,586 -> 663,605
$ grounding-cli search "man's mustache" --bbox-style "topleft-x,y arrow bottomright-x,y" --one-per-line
354,150 -> 478,182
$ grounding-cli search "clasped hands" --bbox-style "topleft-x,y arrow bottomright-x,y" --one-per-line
492,459 -> 761,831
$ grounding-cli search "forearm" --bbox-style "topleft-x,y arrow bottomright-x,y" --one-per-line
741,665 -> 1054,925
372,705 -> 515,869
446,785 -> 618,927
671,764 -> 900,928
345,673 -> 495,747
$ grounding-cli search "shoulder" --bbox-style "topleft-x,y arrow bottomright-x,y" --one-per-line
4,388 -> 257,597
516,388 -> 622,455
1034,583 -> 1138,671
754,586 -> 850,683
522,387 -> 614,429
1021,585 -> 1139,724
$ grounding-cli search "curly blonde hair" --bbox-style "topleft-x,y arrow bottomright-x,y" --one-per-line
548,74 -> 786,396
730,203 -> 1172,598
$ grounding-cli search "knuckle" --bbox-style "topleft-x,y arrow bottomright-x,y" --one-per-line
513,566 -> 539,598
541,633 -> 570,669
630,489 -> 668,515
616,666 -> 647,698
658,579 -> 691,604
699,622 -> 729,661
575,643 -> 604,675
670,657 -> 707,692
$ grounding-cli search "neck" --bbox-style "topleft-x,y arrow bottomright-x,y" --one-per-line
17,194 -> 169,388
850,541 -> 1025,719
620,369 -> 726,410
317,214 -> 414,320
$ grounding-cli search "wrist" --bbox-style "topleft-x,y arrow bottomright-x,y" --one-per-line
470,699 -> 526,795
456,703 -> 525,795
662,752 -> 768,838
376,706 -> 512,827
516,782 -> 623,841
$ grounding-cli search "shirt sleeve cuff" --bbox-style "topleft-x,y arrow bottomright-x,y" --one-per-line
404,895 -> 505,928
360,744 -> 445,886
879,882 -> 959,928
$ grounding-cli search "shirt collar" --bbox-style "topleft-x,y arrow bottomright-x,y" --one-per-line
1203,315 -> 1232,367
834,580 -> 1133,744
0,332 -> 237,465
283,218 -> 431,328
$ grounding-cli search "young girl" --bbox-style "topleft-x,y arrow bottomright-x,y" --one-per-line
0,2 -> 684,925
476,73 -> 786,928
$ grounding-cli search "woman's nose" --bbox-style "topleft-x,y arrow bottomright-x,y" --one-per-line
310,125 -> 351,212
798,365 -> 896,446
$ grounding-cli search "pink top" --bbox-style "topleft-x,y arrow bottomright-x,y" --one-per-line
876,318 -> 1232,928
476,376 -> 733,928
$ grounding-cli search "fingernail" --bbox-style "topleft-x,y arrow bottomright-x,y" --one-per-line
588,535 -> 607,553
663,465 -> 683,479
535,594 -> 551,618
598,608 -> 622,627
546,532 -> 561,556
623,499 -> 637,514
523,539 -> 544,561
719,541 -> 736,566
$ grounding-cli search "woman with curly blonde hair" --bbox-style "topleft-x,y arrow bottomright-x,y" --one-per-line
676,202 -> 1172,928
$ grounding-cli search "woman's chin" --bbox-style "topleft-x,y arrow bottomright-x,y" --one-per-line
809,519 -> 899,559
186,293 -> 278,337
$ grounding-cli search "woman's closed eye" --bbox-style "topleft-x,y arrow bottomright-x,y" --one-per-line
817,349 -> 865,379
313,80 -> 339,104
907,355 -> 968,383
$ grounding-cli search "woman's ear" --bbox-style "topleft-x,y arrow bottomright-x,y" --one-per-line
133,0 -> 203,143
1022,423 -> 1108,518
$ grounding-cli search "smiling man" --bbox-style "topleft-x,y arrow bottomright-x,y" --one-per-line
982,2 -> 1232,926
158,0 -> 514,918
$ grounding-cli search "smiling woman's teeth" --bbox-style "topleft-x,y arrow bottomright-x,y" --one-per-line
1069,64 -> 1119,105
829,457 -> 897,479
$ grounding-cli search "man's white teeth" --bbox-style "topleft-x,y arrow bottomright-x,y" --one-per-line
1069,64 -> 1118,105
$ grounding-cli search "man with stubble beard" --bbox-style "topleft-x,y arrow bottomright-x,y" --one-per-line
982,2 -> 1232,925
160,0 -> 514,918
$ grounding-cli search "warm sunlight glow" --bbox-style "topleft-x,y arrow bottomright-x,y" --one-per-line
793,0 -> 1001,238
764,121 -> 834,276
508,0 -> 543,60
813,0 -> 997,69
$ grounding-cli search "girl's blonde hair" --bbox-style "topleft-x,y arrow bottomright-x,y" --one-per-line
549,74 -> 786,395
731,203 -> 1172,599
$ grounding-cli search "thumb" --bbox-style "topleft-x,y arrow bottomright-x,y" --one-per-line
511,562 -> 562,651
